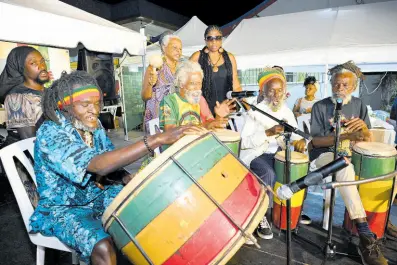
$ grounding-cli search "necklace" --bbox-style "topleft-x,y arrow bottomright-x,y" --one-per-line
163,57 -> 177,73
209,52 -> 222,72
83,131 -> 93,148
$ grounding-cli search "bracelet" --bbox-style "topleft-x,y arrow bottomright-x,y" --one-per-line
143,135 -> 155,156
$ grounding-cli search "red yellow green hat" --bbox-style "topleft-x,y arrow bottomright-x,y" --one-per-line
257,67 -> 286,92
57,84 -> 100,109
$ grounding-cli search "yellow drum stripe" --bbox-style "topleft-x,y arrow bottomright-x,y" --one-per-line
121,153 -> 248,265
273,182 -> 305,207
358,178 -> 393,212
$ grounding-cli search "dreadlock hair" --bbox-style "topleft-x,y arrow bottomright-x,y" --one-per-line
42,70 -> 103,124
329,60 -> 364,90
198,25 -> 233,101
304,76 -> 317,87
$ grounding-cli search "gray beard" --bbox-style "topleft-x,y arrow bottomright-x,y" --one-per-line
265,98 -> 284,112
73,119 -> 97,133
331,94 -> 352,105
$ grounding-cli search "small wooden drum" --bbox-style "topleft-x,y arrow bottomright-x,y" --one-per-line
102,133 -> 268,265
213,129 -> 241,156
273,151 -> 309,230
343,142 -> 397,238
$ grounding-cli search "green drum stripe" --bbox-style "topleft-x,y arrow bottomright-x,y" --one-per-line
352,152 -> 396,180
108,136 -> 229,249
225,142 -> 239,156
274,161 -> 308,183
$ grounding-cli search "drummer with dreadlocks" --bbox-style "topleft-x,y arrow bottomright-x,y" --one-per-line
190,25 -> 241,116
29,71 -> 202,265
305,61 -> 386,265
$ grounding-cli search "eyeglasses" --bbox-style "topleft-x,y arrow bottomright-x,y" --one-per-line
206,36 -> 222,41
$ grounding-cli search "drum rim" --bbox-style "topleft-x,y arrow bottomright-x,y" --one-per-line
274,151 -> 309,164
352,142 -> 397,157
213,129 -> 241,141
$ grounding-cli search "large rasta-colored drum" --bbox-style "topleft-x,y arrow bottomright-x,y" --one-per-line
273,151 -> 309,230
102,133 -> 268,265
343,142 -> 397,238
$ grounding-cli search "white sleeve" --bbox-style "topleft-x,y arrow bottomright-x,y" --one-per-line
240,110 -> 268,149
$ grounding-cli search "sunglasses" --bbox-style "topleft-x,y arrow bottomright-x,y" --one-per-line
206,36 -> 222,41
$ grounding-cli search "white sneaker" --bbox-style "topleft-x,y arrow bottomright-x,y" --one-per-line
256,216 -> 273,240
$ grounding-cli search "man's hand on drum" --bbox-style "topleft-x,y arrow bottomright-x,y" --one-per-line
266,125 -> 284,136
159,125 -> 207,144
214,99 -> 236,118
344,117 -> 368,133
204,117 -> 229,130
292,139 -> 306,153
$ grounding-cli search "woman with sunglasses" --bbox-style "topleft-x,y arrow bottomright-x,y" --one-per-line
190,25 -> 241,116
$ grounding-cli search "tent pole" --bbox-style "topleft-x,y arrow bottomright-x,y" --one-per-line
119,58 -> 128,141
323,64 -> 329,98
140,26 -> 147,134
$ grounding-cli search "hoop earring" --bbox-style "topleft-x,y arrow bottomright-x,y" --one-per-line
204,47 -> 209,53
219,47 -> 224,53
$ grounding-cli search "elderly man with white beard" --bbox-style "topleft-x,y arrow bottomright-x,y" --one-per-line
309,61 -> 387,265
240,67 -> 306,241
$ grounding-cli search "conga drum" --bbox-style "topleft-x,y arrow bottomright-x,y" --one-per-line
102,133 -> 269,265
213,129 -> 241,156
343,142 -> 397,238
273,151 -> 309,230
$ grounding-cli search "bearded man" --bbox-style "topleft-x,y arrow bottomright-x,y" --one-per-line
240,67 -> 306,240
310,61 -> 387,265
29,71 -> 200,265
0,46 -> 51,141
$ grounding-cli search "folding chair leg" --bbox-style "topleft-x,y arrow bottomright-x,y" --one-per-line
36,246 -> 45,265
72,251 -> 79,265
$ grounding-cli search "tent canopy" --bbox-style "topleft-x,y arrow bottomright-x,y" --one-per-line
125,16 -> 208,65
223,1 -> 397,69
0,0 -> 146,55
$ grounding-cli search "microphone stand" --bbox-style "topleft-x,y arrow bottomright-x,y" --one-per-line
322,100 -> 355,263
245,102 -> 312,265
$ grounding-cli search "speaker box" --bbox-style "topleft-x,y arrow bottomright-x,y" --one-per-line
77,49 -> 118,104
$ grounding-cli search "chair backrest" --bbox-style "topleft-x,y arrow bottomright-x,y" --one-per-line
147,118 -> 162,155
0,137 -> 36,233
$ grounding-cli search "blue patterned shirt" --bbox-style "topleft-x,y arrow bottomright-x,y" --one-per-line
34,113 -> 115,207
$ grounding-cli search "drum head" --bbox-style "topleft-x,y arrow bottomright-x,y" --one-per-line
275,151 -> 309,163
212,129 -> 241,141
353,142 -> 397,157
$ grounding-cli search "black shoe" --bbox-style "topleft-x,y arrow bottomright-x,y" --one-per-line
299,213 -> 312,225
357,234 -> 388,265
256,216 -> 273,240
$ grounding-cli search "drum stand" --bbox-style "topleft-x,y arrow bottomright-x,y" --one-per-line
244,102 -> 312,265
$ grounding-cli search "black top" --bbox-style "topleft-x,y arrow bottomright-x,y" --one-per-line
198,50 -> 233,116
207,64 -> 228,115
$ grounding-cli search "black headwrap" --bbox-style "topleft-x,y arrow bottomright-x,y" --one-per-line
0,46 -> 37,103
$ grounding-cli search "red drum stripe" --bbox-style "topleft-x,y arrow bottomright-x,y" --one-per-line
272,203 -> 302,230
163,172 -> 261,265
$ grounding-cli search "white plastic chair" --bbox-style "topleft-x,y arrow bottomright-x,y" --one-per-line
0,138 -> 83,265
147,118 -> 162,155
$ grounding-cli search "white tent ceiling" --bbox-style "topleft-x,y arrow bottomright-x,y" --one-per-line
223,1 -> 397,69
124,16 -> 208,65
0,0 -> 146,55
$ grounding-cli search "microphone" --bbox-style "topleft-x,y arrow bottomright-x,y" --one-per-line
335,98 -> 343,112
276,156 -> 350,200
226,91 -> 258,99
